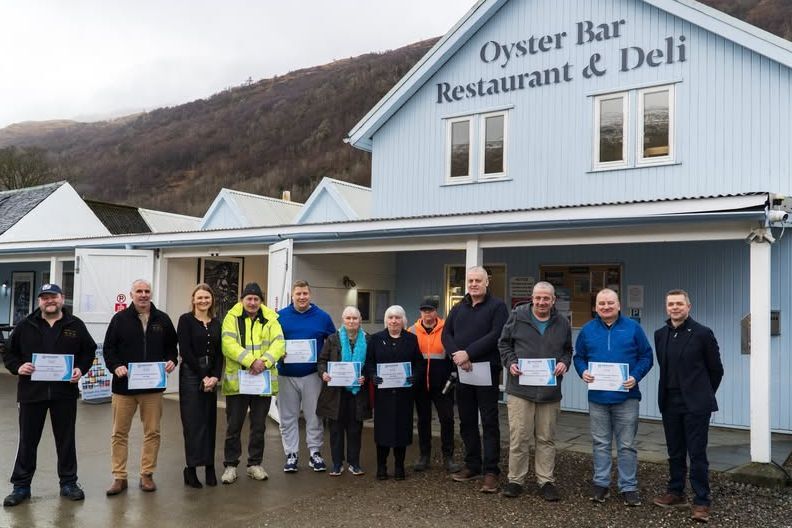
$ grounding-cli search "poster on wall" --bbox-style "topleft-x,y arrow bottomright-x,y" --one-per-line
200,257 -> 243,321
79,344 -> 112,403
509,276 -> 535,307
10,271 -> 34,325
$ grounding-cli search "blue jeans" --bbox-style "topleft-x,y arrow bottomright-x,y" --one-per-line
589,399 -> 639,492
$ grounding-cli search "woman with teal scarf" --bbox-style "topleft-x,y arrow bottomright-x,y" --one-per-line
317,306 -> 371,476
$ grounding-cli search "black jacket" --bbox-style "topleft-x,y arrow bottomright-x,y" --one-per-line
103,303 -> 178,395
316,331 -> 372,421
442,293 -> 509,370
498,304 -> 572,403
177,313 -> 223,379
2,308 -> 96,403
654,317 -> 724,414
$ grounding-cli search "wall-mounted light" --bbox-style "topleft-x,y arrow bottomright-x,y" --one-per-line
342,276 -> 356,289
1,280 -> 8,297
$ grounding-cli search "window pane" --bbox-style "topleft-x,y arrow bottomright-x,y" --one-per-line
450,120 -> 470,178
484,115 -> 504,174
643,90 -> 669,158
599,97 -> 624,163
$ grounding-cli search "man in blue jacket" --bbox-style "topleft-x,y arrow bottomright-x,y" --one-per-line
574,288 -> 653,507
277,280 -> 335,473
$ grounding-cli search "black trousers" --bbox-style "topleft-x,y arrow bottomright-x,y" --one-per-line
414,385 -> 455,457
661,390 -> 712,506
376,445 -> 406,471
329,390 -> 363,467
456,382 -> 501,475
224,394 -> 271,467
11,399 -> 78,487
179,365 -> 218,467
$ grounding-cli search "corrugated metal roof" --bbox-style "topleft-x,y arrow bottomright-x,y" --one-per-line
328,179 -> 371,219
85,200 -> 152,234
0,181 -> 63,235
225,189 -> 303,226
139,208 -> 201,232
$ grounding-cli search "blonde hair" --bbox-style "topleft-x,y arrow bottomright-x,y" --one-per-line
190,283 -> 216,317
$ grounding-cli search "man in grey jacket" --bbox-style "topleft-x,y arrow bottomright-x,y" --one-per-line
498,281 -> 572,501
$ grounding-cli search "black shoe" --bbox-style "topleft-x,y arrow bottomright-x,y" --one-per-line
622,490 -> 642,506
413,455 -> 430,472
376,466 -> 388,480
205,465 -> 217,487
591,485 -> 610,503
501,482 -> 523,498
541,482 -> 560,502
183,467 -> 202,489
3,487 -> 31,507
395,464 -> 406,481
443,457 -> 462,473
60,483 -> 85,501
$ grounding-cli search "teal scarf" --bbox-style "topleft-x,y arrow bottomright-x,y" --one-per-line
339,326 -> 366,394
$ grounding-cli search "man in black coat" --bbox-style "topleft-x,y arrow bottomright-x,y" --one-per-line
442,266 -> 508,493
2,283 -> 97,507
652,289 -> 724,524
103,279 -> 177,496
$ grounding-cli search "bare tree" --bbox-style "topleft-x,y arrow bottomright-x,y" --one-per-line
0,147 -> 55,190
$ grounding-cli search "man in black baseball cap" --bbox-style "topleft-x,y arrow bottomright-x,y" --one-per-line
2,283 -> 97,506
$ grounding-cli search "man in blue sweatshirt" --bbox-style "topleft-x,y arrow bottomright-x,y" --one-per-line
574,288 -> 653,507
277,280 -> 335,472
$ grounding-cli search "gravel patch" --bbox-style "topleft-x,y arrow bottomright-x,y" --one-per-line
231,449 -> 791,528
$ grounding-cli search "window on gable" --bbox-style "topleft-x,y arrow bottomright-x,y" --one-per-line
446,110 -> 508,183
592,83 -> 675,171
449,119 -> 471,179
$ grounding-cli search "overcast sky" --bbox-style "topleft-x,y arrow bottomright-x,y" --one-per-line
0,0 -> 474,128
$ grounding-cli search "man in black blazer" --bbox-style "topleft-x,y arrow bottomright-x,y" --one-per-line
652,289 -> 724,523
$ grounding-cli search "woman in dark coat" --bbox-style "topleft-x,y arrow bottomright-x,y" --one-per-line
366,305 -> 424,481
317,306 -> 371,476
178,283 -> 223,488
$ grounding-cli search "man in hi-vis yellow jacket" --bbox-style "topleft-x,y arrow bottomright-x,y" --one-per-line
220,282 -> 285,485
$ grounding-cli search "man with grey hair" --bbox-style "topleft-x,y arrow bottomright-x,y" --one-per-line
103,279 -> 178,496
443,266 -> 508,493
498,281 -> 571,501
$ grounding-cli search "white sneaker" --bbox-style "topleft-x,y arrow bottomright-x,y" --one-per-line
246,465 -> 269,481
221,466 -> 237,484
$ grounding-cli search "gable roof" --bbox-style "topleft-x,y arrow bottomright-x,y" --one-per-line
139,208 -> 201,232
346,0 -> 792,152
199,188 -> 303,229
294,177 -> 371,224
85,200 -> 152,234
0,181 -> 64,235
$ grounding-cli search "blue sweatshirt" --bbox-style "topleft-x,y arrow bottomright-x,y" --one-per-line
573,314 -> 653,405
277,303 -> 336,377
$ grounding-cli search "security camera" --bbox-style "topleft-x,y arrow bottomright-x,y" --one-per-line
768,210 -> 789,223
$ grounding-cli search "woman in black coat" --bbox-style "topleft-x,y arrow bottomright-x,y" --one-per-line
365,305 -> 424,481
178,283 -> 223,488
316,306 -> 371,476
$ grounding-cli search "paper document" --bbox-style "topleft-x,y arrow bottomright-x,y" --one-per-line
588,362 -> 629,392
458,362 -> 492,386
518,358 -> 557,386
31,354 -> 74,382
327,361 -> 361,387
127,362 -> 167,390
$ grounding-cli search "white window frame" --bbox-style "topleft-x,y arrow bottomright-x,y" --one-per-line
592,92 -> 629,171
636,84 -> 675,166
479,111 -> 508,180
446,116 -> 474,182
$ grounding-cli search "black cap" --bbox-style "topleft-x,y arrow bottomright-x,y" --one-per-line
241,282 -> 264,300
419,297 -> 439,311
38,283 -> 63,296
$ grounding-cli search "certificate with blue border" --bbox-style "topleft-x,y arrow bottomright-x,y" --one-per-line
127,362 -> 167,390
283,339 -> 318,363
327,361 -> 362,387
238,370 -> 272,395
588,362 -> 629,392
518,358 -> 557,386
377,362 -> 412,388
31,354 -> 73,382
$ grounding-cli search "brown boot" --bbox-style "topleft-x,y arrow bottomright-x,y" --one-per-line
105,479 -> 128,496
691,504 -> 711,523
139,474 -> 157,492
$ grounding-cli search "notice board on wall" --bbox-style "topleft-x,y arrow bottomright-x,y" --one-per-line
540,264 -> 622,328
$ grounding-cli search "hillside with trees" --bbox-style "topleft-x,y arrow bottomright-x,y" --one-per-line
0,0 -> 789,216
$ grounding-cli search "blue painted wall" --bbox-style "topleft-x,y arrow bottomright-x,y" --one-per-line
298,190 -> 351,224
396,236 -> 792,432
371,0 -> 792,217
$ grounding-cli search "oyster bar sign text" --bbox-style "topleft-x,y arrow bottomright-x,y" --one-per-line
436,19 -> 687,103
